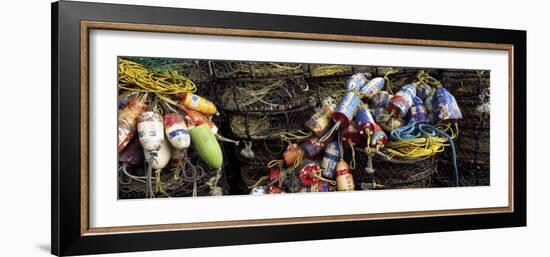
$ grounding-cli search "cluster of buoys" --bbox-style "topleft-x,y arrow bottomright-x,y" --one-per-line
118,79 -> 228,197
251,71 -> 463,194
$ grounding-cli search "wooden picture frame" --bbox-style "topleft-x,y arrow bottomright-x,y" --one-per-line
52,1 -> 526,256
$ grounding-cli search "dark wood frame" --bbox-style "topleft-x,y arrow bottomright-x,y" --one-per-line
52,1 -> 526,256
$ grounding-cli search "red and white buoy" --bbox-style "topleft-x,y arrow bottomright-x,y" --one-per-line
163,113 -> 190,150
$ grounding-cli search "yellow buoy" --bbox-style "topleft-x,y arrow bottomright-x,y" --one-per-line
180,93 -> 218,116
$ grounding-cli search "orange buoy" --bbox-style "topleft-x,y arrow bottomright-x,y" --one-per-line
179,93 -> 218,116
117,98 -> 148,152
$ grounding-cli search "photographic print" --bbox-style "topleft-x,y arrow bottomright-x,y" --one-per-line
117,57 -> 490,199
52,2 -> 525,254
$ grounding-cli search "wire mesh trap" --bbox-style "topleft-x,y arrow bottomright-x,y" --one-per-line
227,104 -> 316,140
347,146 -> 438,189
215,76 -> 312,112
212,61 -> 304,79
118,149 -> 230,199
305,64 -> 354,78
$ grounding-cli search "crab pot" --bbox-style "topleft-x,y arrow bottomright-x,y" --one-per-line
346,145 -> 437,189
118,143 -> 231,199
211,60 -> 304,79
225,104 -> 316,140
305,64 -> 354,78
432,128 -> 490,187
308,76 -> 348,105
441,70 -> 490,98
441,70 -> 490,129
214,76 -> 312,112
234,140 -> 286,192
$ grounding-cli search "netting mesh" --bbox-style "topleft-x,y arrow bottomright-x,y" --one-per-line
124,57 -> 212,83
432,70 -> 490,187
305,64 -> 354,78
348,146 -> 437,188
226,104 -> 315,140
118,146 -> 230,199
215,76 -> 311,112
308,76 -> 348,105
235,140 -> 285,190
212,61 -> 304,79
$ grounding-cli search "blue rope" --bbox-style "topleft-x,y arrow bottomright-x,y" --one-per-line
390,118 -> 420,140
418,124 -> 460,187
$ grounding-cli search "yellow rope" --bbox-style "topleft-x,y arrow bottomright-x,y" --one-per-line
348,140 -> 356,170
383,67 -> 397,94
154,169 -> 166,194
267,159 -> 284,169
280,130 -> 312,145
248,176 -> 269,189
221,80 -> 295,110
230,115 -> 270,138
311,65 -> 351,77
416,70 -> 443,89
294,150 -> 304,168
382,136 -> 448,159
227,63 -> 302,76
312,170 -> 337,186
118,58 -> 196,95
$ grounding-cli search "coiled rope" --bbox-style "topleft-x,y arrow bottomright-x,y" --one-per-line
118,59 -> 197,97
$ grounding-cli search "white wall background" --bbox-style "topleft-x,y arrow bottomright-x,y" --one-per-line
0,0 -> 545,256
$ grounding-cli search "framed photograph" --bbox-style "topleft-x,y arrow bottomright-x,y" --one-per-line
52,1 -> 526,256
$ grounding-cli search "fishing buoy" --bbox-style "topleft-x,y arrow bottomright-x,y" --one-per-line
189,124 -> 223,169
118,98 -> 148,152
380,117 -> 406,132
299,180 -> 331,193
425,95 -> 434,123
137,111 -> 166,198
178,93 -> 218,116
335,160 -> 354,191
387,83 -> 416,118
269,167 -> 281,182
408,97 -> 429,123
342,122 -> 361,146
283,144 -> 305,167
433,87 -> 463,124
298,159 -> 322,187
356,105 -> 376,138
118,137 -> 144,166
346,73 -> 368,91
359,77 -> 385,97
320,92 -> 361,142
267,167 -> 285,194
370,123 -> 387,148
368,91 -> 393,108
143,137 -> 172,169
117,91 -> 138,110
416,83 -> 434,101
137,112 -> 164,151
333,92 -> 362,127
301,137 -> 327,158
371,107 -> 388,122
163,113 -> 191,149
183,109 -> 218,134
321,140 -> 340,179
305,104 -> 335,137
